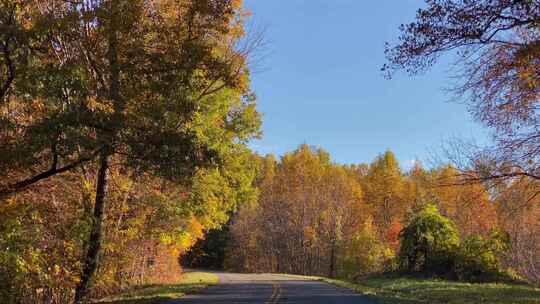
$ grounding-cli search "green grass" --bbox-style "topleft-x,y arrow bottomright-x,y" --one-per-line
280,273 -> 540,304
97,272 -> 219,304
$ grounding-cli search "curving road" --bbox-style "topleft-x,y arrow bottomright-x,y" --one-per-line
165,272 -> 374,304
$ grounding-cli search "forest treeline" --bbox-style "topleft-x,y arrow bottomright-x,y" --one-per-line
223,145 -> 539,283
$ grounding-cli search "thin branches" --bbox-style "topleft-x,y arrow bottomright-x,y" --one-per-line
0,2 -> 18,102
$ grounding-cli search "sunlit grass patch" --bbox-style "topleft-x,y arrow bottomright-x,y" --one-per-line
97,272 -> 219,304
282,273 -> 540,304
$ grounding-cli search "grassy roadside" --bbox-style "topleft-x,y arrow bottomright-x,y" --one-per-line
97,272 -> 219,304
279,273 -> 540,304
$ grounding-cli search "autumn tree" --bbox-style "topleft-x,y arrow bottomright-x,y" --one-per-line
384,0 -> 540,191
0,150 -> 258,302
0,0 -> 260,302
431,166 -> 498,237
362,151 -> 408,237
495,178 -> 540,283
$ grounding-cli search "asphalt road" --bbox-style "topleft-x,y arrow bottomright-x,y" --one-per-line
166,272 -> 374,304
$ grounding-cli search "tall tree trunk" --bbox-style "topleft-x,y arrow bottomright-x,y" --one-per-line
74,2 -> 120,302
74,149 -> 110,303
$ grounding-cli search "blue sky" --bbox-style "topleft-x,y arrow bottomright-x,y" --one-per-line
244,0 -> 488,168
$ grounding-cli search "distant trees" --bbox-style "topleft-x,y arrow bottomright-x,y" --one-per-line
226,145 -> 364,277
432,166 -> 498,238
362,151 -> 406,236
226,145 -> 538,284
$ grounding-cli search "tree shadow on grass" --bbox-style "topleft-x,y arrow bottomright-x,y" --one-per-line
98,283 -> 209,304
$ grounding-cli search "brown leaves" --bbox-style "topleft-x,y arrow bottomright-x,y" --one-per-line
385,0 -> 540,199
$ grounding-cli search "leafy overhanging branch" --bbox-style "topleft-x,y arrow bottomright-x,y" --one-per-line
0,148 -> 102,200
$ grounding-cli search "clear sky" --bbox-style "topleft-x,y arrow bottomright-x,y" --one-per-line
244,0 -> 488,168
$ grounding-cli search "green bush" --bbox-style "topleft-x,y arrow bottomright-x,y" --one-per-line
398,204 -> 512,282
338,217 -> 386,280
398,204 -> 459,276
455,231 -> 510,282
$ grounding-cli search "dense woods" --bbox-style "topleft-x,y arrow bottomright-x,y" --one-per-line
225,145 -> 539,283
0,0 -> 260,303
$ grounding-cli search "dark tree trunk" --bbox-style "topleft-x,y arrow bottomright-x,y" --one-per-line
73,149 -> 110,303
74,2 -> 120,302
328,239 -> 336,278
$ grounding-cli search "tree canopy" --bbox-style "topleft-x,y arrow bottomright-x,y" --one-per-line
384,0 -> 540,190
0,0 -> 261,302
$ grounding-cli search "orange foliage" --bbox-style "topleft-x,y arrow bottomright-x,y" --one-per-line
385,218 -> 402,251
